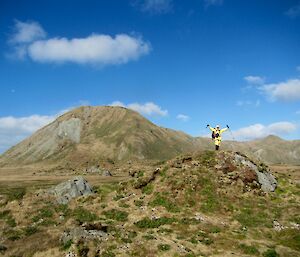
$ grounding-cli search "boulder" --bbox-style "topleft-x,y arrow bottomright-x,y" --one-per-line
234,153 -> 277,192
49,176 -> 93,204
61,223 -> 108,244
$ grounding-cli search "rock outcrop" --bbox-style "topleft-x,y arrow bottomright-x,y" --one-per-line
49,176 -> 93,204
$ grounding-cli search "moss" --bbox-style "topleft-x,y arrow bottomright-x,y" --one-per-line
103,209 -> 128,222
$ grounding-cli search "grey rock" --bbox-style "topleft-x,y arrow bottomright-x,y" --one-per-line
234,153 -> 277,192
49,176 -> 93,204
61,225 -> 108,244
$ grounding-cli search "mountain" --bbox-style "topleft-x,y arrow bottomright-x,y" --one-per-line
0,106 -> 198,166
221,135 -> 300,165
0,106 -> 300,166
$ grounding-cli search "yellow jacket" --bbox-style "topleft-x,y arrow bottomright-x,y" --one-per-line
209,126 -> 228,145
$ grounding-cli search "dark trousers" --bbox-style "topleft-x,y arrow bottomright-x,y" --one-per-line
215,145 -> 219,151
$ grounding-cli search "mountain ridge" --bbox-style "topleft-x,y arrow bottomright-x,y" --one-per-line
1,106 -> 299,166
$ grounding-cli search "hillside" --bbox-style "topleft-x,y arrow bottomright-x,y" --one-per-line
0,106 -> 198,166
221,136 -> 300,165
0,106 -> 300,166
0,151 -> 299,257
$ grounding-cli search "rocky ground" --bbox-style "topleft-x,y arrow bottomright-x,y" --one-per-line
0,151 -> 299,257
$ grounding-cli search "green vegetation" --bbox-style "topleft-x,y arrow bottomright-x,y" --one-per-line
32,206 -> 54,222
73,207 -> 98,223
4,187 -> 26,201
23,225 -> 38,236
150,193 -> 180,213
277,229 -> 300,251
135,217 -> 176,229
134,199 -> 144,207
0,210 -> 16,227
103,209 -> 128,222
235,207 -> 271,228
239,243 -> 259,255
101,250 -> 116,257
62,240 -> 73,250
157,244 -> 171,251
262,249 -> 279,257
141,183 -> 154,195
198,151 -> 216,167
199,177 -> 220,213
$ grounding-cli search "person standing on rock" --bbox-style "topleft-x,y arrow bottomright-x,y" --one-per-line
207,124 -> 229,150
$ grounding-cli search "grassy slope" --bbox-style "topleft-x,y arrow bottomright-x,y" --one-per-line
0,151 -> 299,257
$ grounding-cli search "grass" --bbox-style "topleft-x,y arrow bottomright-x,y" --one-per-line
73,207 -> 98,223
32,206 -> 54,223
239,243 -> 259,255
262,249 -> 279,257
277,228 -> 300,251
23,225 -> 38,236
157,244 -> 171,251
135,217 -> 177,229
134,199 -> 144,207
150,193 -> 180,213
0,210 -> 16,227
235,207 -> 271,228
103,209 -> 128,222
142,183 -> 154,195
62,240 -> 73,250
3,187 -> 26,201
198,177 -> 220,213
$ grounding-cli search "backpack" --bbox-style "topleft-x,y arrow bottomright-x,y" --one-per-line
212,131 -> 220,139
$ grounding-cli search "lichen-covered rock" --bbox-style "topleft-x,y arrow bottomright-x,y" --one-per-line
61,223 -> 108,244
49,176 -> 93,204
234,152 -> 277,192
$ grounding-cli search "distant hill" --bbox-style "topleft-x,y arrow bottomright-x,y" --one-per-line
0,106 -> 198,166
0,106 -> 299,166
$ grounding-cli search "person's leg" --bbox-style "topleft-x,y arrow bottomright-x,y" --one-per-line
215,145 -> 219,150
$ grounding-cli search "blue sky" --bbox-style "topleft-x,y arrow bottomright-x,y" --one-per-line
0,0 -> 300,152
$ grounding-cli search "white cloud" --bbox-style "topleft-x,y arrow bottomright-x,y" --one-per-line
176,114 -> 190,122
8,20 -> 151,66
232,122 -> 297,141
244,75 -> 265,85
0,107 -> 74,153
0,114 -> 55,153
110,101 -> 168,116
28,34 -> 150,65
285,4 -> 300,18
260,79 -> 300,102
204,0 -> 223,7
9,20 -> 46,44
133,0 -> 173,14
